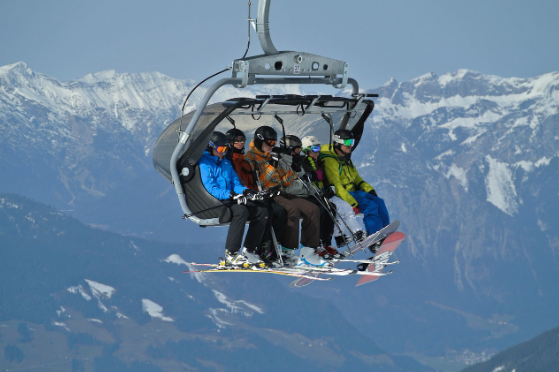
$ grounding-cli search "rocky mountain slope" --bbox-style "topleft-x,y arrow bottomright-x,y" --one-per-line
0,194 -> 429,372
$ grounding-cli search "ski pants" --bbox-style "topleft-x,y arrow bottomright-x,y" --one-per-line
258,201 -> 286,258
225,201 -> 269,254
272,194 -> 320,249
329,196 -> 363,236
349,190 -> 390,235
307,196 -> 335,246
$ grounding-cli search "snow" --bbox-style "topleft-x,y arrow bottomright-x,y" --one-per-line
445,164 -> 469,191
514,156 -> 554,172
67,284 -> 92,301
164,254 -> 204,283
53,322 -> 70,331
207,308 -> 234,328
141,299 -> 174,322
485,156 -> 518,216
212,290 -> 264,316
85,279 -> 115,299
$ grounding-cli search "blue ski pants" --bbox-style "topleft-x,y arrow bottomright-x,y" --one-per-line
349,190 -> 390,234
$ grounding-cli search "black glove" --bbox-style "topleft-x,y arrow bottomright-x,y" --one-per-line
243,189 -> 258,197
368,189 -> 378,197
324,187 -> 335,199
267,185 -> 281,197
301,173 -> 312,184
310,171 -> 319,182
291,155 -> 304,172
270,151 -> 281,168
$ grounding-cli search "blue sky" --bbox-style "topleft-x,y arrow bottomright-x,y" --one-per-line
1,0 -> 558,89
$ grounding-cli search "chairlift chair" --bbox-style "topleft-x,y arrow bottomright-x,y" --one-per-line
152,0 -> 378,227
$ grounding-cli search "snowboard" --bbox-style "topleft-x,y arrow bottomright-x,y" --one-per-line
355,231 -> 405,286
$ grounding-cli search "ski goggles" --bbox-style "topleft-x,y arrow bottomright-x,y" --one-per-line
337,138 -> 355,147
233,137 -> 245,144
309,144 -> 321,152
265,139 -> 277,147
209,141 -> 228,153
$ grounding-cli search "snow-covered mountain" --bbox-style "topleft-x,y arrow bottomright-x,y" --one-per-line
1,62 -> 559,365
0,62 -> 303,209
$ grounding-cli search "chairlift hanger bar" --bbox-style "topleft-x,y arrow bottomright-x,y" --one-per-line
232,0 -> 350,89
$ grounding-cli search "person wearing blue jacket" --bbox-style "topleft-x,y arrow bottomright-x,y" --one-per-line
198,131 -> 270,266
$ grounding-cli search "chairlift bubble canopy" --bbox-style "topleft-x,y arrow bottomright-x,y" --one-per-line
153,94 -> 374,226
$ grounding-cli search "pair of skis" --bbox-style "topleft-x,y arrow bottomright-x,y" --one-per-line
182,220 -> 405,287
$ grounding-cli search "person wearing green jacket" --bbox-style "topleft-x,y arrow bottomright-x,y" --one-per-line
320,129 -> 390,238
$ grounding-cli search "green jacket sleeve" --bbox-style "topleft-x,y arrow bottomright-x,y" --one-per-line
322,155 -> 359,207
353,172 -> 374,193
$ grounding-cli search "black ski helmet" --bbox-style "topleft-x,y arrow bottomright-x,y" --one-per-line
226,128 -> 246,154
254,126 -> 278,150
208,131 -> 228,153
280,134 -> 303,153
333,129 -> 355,148
226,128 -> 246,143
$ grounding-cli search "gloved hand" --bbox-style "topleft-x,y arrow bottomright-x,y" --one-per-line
266,186 -> 281,197
243,189 -> 258,197
291,155 -> 304,172
368,189 -> 378,197
323,187 -> 335,199
353,206 -> 360,215
231,192 -> 247,204
301,173 -> 313,184
243,188 -> 264,201
270,151 -> 281,168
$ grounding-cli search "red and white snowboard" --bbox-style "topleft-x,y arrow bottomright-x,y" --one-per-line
355,231 -> 405,287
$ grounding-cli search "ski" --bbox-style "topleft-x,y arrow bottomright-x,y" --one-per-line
355,231 -> 405,286
183,268 -> 334,281
335,258 -> 400,265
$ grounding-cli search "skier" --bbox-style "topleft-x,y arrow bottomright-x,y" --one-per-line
225,128 -> 257,190
225,128 -> 286,263
301,135 -> 367,249
198,131 -> 269,265
244,126 -> 329,268
280,135 -> 337,257
320,129 -> 390,251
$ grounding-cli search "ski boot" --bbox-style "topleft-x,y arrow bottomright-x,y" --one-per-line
281,247 -> 298,267
297,247 -> 333,269
224,250 -> 251,268
259,249 -> 283,269
334,234 -> 352,248
368,238 -> 385,255
317,245 -> 341,260
241,247 -> 267,269
353,230 -> 367,244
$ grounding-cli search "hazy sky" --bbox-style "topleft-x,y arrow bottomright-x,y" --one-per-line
1,0 -> 558,89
